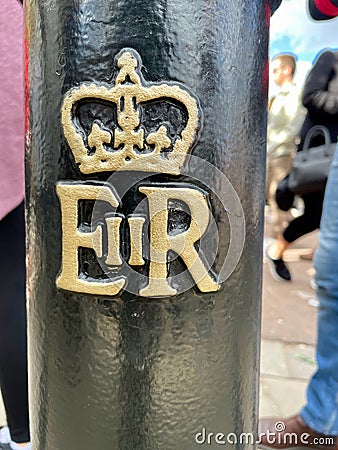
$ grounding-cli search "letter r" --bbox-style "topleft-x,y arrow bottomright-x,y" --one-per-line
139,184 -> 220,297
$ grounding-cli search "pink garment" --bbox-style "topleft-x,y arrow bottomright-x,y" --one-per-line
0,0 -> 24,220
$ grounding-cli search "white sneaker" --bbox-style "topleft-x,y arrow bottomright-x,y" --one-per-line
10,442 -> 31,450
0,427 -> 10,444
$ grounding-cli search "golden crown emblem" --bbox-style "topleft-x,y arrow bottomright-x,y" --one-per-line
61,49 -> 202,175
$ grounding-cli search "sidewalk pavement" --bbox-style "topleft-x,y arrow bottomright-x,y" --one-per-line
260,227 -> 318,418
0,231 -> 319,429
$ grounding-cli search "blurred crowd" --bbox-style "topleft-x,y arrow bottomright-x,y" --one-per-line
261,1 -> 338,448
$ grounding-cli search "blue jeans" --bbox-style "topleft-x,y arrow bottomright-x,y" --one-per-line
301,146 -> 338,435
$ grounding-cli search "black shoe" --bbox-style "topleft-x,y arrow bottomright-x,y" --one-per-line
266,251 -> 291,282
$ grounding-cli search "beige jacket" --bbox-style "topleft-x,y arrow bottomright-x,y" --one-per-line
267,82 -> 305,159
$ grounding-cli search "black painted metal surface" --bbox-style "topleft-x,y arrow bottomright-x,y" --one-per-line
25,1 -> 279,449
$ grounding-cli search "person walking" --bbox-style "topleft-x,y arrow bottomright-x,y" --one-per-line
266,54 -> 304,238
266,47 -> 338,282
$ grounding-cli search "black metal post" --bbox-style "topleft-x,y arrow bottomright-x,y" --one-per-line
25,1 -> 280,448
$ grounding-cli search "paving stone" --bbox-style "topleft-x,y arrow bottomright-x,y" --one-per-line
261,340 -> 316,381
261,340 -> 289,378
260,376 -> 308,417
285,343 -> 316,380
262,225 -> 318,345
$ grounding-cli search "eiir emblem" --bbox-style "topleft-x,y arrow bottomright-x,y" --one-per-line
56,49 -> 223,298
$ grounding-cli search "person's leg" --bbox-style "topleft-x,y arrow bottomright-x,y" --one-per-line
282,192 -> 324,245
267,155 -> 293,238
268,191 -> 324,260
267,234 -> 290,259
300,147 -> 338,435
265,232 -> 292,281
267,187 -> 325,282
0,203 -> 30,445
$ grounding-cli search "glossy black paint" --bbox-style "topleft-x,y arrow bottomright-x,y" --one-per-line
25,1 -> 279,448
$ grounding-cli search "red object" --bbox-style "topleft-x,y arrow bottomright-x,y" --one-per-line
314,0 -> 338,16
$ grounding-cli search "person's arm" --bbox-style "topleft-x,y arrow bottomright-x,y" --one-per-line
302,51 -> 338,118
308,0 -> 338,20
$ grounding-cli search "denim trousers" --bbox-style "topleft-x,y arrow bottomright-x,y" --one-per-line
300,146 -> 338,435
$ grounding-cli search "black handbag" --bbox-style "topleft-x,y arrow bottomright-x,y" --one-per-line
288,125 -> 336,196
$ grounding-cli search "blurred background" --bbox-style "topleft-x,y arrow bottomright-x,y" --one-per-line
270,0 -> 337,95
261,0 -> 337,419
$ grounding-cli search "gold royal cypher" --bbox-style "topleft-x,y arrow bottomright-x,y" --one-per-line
56,49 -> 220,297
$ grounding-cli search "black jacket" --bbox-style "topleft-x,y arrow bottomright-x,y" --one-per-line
270,0 -> 282,14
298,50 -> 338,150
